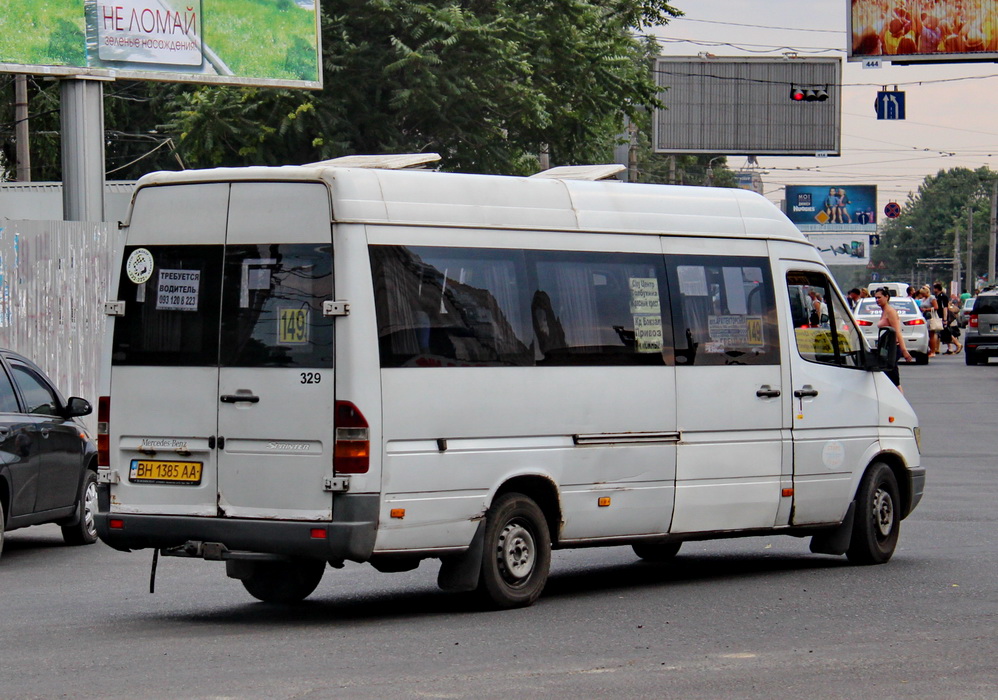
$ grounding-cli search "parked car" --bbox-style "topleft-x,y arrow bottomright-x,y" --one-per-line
867,281 -> 909,298
958,297 -> 975,327
853,297 -> 930,364
0,349 -> 97,560
964,289 -> 998,365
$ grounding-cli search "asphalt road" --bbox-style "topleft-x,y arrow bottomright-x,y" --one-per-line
1,354 -> 995,699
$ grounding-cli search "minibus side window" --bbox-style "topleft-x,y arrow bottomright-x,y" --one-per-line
111,245 -> 223,366
786,271 -> 865,368
370,246 -> 533,367
528,251 -> 672,366
666,256 -> 779,366
219,244 -> 334,368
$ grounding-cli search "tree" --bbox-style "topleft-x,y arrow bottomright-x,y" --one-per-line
874,166 -> 995,286
2,0 -> 682,180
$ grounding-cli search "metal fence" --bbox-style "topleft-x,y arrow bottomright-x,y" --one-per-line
0,219 -> 123,431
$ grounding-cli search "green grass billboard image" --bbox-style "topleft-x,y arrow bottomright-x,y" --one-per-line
0,0 -> 320,88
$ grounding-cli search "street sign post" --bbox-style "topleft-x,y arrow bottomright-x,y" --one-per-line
876,91 -> 906,120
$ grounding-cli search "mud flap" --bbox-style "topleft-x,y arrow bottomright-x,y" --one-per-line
437,520 -> 485,592
809,501 -> 856,556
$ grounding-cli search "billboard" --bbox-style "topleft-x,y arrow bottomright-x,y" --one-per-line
850,1 -> 998,63
803,233 -> 870,267
653,57 -> 841,155
0,0 -> 321,89
784,185 -> 878,233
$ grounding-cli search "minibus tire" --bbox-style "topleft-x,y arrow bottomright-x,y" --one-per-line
62,471 -> 99,546
241,558 -> 325,603
846,462 -> 900,565
477,493 -> 551,609
632,541 -> 682,562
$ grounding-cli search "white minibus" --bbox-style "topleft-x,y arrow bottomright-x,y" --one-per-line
95,155 -> 924,608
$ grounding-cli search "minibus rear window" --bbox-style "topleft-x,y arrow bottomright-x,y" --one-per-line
111,245 -> 223,366
219,244 -> 334,368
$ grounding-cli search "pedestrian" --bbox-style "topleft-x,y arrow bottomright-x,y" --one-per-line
875,287 -> 914,392
860,287 -> 870,298
847,288 -> 861,311
943,298 -> 962,354
809,290 -> 828,326
918,285 -> 941,357
933,282 -> 951,352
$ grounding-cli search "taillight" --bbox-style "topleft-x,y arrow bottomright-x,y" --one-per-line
856,319 -> 873,326
969,314 -> 979,328
98,396 -> 110,467
904,318 -> 925,326
334,401 -> 370,474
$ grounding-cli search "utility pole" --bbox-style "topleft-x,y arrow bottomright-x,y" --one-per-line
14,74 -> 31,182
967,205 -> 974,293
989,178 -> 997,285
954,220 -> 962,297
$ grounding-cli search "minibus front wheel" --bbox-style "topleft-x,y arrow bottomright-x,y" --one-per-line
478,493 -> 551,609
847,462 -> 900,565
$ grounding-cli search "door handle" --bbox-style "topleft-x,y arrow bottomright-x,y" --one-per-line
756,386 -> 781,398
220,394 -> 260,404
0,427 -> 8,438
793,386 -> 819,398
40,427 -> 51,438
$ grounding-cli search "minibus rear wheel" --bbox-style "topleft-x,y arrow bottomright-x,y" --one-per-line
241,558 -> 325,603
846,462 -> 900,565
632,541 -> 682,562
477,493 -> 551,609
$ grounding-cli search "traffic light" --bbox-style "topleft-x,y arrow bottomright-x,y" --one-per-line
790,85 -> 829,102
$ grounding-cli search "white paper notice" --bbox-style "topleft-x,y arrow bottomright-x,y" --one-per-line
156,269 -> 200,311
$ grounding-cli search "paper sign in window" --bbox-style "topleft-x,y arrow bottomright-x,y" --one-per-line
279,308 -> 310,344
634,314 -> 664,352
629,277 -> 661,314
156,269 -> 200,311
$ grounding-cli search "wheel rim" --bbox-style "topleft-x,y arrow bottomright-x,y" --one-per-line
496,519 -> 535,586
83,481 -> 98,537
873,486 -> 895,539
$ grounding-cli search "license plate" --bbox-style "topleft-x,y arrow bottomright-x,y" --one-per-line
129,459 -> 203,485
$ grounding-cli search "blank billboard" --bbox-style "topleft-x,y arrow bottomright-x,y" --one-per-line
0,0 -> 321,89
653,57 -> 841,155
850,1 -> 998,63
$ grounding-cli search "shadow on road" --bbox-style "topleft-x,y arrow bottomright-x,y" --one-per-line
139,550 -> 854,628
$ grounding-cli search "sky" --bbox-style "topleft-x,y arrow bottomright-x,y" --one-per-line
647,0 -> 998,214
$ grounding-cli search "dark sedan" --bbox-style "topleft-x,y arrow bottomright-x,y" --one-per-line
0,349 -> 97,560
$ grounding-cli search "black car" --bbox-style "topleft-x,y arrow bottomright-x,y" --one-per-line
964,290 -> 998,365
0,349 -> 97,559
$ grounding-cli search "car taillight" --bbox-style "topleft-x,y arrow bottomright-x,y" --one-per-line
904,318 -> 925,326
98,396 -> 110,467
334,401 -> 369,474
969,314 -> 979,328
856,319 -> 873,326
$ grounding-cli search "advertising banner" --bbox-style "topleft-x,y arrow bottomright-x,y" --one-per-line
0,0 -> 321,89
850,1 -> 998,63
785,185 -> 878,232
803,233 -> 871,267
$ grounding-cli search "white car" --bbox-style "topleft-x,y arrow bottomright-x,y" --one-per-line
853,297 -> 930,364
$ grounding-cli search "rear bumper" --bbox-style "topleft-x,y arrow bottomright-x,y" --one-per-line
95,486 -> 379,562
964,334 -> 998,356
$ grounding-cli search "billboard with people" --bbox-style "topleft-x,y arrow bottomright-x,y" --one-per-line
784,185 -> 878,233
0,0 -> 321,88
849,0 -> 998,63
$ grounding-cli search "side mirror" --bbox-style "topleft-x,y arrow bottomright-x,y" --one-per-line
64,397 -> 93,418
872,327 -> 898,370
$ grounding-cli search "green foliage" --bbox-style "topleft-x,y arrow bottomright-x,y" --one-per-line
158,0 -> 682,173
4,0 -> 685,180
875,166 -> 997,287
